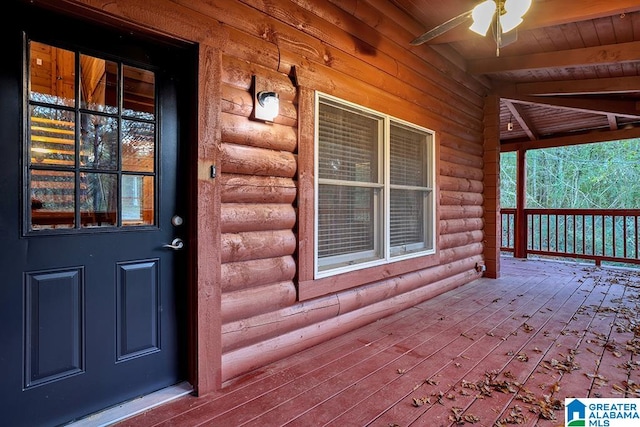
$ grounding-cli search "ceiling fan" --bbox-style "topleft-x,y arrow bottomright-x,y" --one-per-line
410,0 -> 532,56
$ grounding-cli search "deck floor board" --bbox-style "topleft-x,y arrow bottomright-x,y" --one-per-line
282,272 -> 555,426
115,258 -> 640,427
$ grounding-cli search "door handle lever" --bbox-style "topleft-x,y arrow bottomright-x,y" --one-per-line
163,238 -> 184,250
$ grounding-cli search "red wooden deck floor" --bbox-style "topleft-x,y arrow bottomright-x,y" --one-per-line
116,257 -> 640,427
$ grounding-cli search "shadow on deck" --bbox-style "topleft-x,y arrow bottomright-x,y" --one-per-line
115,257 -> 640,427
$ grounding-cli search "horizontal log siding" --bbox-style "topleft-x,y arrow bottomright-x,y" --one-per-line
210,1 -> 485,380
56,0 -> 488,386
219,47 -> 298,335
209,0 -> 486,383
222,268 -> 480,380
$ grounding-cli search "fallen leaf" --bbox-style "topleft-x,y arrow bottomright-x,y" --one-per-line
412,396 -> 433,407
463,413 -> 480,423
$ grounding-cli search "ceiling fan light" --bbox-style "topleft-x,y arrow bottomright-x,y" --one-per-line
500,14 -> 523,33
500,0 -> 531,32
469,0 -> 497,36
504,0 -> 532,17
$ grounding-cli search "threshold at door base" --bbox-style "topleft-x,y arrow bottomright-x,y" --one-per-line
65,381 -> 193,427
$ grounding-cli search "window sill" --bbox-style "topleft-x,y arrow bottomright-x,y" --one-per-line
298,250 -> 439,301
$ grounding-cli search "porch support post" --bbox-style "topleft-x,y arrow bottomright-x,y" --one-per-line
482,94 -> 501,278
194,43 -> 223,394
514,148 -> 528,258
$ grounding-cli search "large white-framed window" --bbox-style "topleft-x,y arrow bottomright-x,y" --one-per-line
315,93 -> 435,278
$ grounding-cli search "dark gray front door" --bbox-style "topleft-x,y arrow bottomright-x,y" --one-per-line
0,5 -> 190,426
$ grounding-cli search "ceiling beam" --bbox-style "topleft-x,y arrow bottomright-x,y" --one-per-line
503,100 -> 537,140
509,76 -> 640,96
468,41 -> 640,74
519,0 -> 640,29
501,126 -> 640,152
503,94 -> 640,119
427,0 -> 640,44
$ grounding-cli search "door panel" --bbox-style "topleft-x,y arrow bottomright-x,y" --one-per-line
0,5 -> 191,426
117,259 -> 160,360
25,267 -> 84,387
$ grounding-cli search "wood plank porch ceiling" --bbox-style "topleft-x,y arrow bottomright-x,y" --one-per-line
388,0 -> 640,150
116,257 -> 640,426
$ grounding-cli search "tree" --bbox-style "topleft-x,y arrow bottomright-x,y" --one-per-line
500,138 -> 640,209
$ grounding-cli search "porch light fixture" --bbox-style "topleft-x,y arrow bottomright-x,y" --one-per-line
469,0 -> 532,37
251,75 -> 279,123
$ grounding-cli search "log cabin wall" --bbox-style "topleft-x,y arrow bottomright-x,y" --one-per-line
51,0 -> 493,390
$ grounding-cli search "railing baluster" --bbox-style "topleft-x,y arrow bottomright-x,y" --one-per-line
573,213 -> 577,256
505,213 -> 509,247
538,214 -> 542,251
635,215 -> 640,260
624,215 -> 628,259
553,215 -> 560,252
582,215 -> 587,255
613,215 -> 617,258
547,214 -> 551,252
564,214 -> 567,254
602,214 -> 607,256
511,212 -> 514,248
528,213 -> 532,250
592,214 -> 596,258
528,213 -> 532,251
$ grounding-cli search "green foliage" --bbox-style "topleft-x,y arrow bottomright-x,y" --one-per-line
500,151 -> 517,208
500,138 -> 640,209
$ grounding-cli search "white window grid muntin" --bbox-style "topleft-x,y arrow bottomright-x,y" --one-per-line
314,92 -> 436,279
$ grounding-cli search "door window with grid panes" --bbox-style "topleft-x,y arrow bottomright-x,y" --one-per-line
27,41 -> 156,232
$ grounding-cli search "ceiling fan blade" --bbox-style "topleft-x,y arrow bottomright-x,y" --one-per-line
410,9 -> 473,46
501,30 -> 518,47
492,25 -> 518,47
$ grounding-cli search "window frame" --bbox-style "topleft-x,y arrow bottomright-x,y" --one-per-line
314,92 -> 436,278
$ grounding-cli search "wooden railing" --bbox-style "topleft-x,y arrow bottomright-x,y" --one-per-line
500,208 -> 516,254
500,208 -> 640,266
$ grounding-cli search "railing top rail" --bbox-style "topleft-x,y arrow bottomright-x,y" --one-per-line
501,208 -> 640,216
